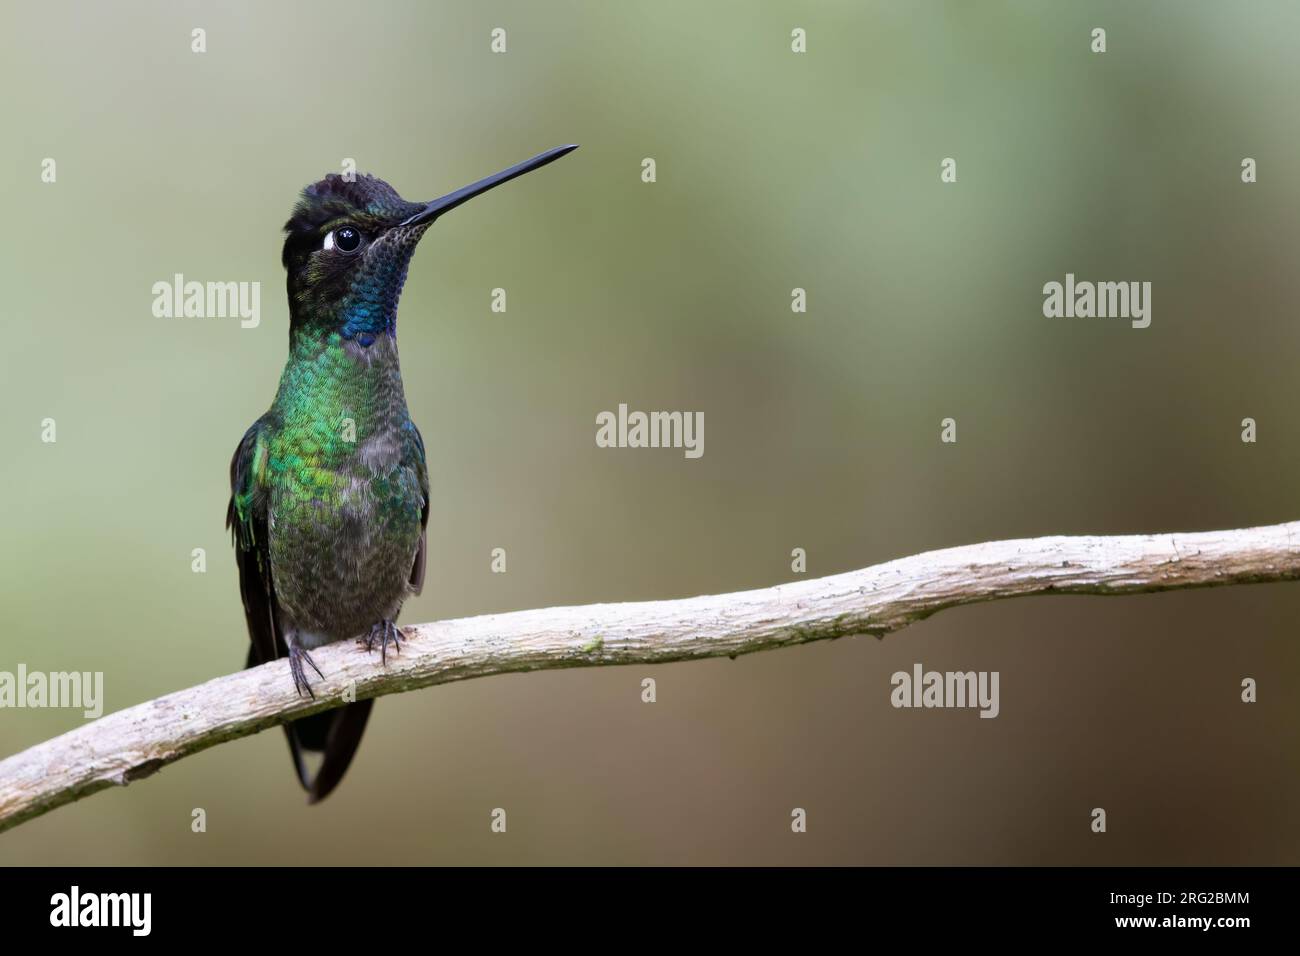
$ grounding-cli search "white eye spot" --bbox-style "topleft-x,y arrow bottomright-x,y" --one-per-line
323,230 -> 335,251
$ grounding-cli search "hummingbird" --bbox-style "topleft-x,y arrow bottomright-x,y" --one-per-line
227,144 -> 577,802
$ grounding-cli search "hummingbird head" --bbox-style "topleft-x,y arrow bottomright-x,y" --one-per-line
281,144 -> 577,347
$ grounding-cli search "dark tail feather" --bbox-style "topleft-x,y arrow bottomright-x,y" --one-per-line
243,647 -> 371,806
246,643 -> 373,803
289,700 -> 375,804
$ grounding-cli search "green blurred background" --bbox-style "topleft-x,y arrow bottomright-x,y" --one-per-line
2,0 -> 1299,864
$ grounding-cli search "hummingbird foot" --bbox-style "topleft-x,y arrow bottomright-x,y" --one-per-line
288,641 -> 324,698
362,619 -> 402,666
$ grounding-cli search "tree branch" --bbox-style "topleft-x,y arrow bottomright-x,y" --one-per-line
3,519 -> 1299,834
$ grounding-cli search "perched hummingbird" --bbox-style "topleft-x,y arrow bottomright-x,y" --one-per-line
227,145 -> 577,802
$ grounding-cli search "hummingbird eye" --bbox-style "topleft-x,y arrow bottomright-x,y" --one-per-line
323,226 -> 363,253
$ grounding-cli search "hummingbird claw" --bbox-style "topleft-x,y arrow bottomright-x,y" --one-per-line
288,642 -> 323,698
362,619 -> 402,666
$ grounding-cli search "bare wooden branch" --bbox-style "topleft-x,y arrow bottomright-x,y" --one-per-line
3,519 -> 1299,834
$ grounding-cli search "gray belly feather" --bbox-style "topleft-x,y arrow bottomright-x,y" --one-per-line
268,430 -> 424,644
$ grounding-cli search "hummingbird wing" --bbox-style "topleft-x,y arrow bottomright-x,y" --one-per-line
227,418 -> 310,788
408,421 -> 430,595
227,417 -> 370,799
227,418 -> 281,669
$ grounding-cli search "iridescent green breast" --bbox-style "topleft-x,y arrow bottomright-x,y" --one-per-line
260,330 -> 427,640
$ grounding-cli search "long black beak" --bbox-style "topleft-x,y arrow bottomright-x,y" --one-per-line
400,144 -> 578,227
